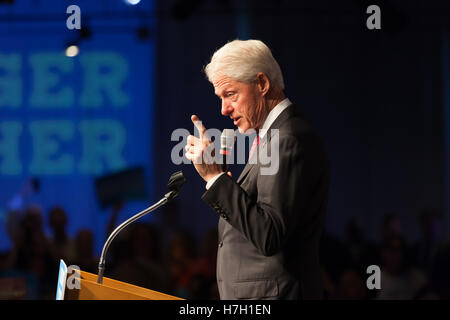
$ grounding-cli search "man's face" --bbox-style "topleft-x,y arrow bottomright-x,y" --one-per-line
213,76 -> 264,134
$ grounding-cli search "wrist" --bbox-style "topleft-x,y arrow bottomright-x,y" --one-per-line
204,172 -> 222,183
205,172 -> 226,190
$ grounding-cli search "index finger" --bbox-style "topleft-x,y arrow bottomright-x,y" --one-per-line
191,114 -> 207,139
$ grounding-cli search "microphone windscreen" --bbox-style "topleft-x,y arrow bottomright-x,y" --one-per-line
220,129 -> 236,151
167,171 -> 186,192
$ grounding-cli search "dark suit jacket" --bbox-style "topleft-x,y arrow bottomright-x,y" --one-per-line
202,104 -> 330,300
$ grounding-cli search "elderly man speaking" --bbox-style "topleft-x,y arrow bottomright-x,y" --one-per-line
185,39 -> 330,300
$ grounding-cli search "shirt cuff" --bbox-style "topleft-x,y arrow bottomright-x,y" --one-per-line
206,172 -> 225,190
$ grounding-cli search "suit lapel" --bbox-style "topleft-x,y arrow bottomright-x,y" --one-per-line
236,104 -> 297,185
237,162 -> 254,184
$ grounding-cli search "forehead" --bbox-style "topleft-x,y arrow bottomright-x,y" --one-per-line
213,77 -> 241,95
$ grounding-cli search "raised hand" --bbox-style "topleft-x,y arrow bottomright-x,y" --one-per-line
185,115 -> 223,182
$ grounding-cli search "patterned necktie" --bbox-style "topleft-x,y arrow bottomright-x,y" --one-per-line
249,135 -> 260,159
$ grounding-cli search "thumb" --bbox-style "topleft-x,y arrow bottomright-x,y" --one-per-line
227,171 -> 232,177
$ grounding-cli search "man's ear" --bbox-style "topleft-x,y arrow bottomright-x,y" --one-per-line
256,72 -> 270,96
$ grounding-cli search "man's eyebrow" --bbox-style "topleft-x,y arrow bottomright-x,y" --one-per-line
214,88 -> 227,97
215,86 -> 234,97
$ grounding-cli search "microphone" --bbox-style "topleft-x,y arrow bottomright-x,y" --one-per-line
97,171 -> 186,284
219,129 -> 235,172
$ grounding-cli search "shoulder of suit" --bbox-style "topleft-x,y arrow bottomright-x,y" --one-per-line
278,106 -> 313,135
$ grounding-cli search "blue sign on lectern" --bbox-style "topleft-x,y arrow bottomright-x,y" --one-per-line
56,259 -> 68,300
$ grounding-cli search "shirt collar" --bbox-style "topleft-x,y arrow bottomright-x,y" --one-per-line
258,98 -> 292,138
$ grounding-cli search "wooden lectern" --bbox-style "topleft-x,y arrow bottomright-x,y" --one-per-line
57,172 -> 187,300
60,266 -> 183,300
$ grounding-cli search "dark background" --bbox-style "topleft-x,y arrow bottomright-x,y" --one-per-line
156,0 -> 446,243
0,0 -> 449,300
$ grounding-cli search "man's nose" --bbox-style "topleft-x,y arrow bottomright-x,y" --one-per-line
221,100 -> 233,116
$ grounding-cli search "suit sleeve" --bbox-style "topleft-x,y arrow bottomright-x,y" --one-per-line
201,134 -> 308,256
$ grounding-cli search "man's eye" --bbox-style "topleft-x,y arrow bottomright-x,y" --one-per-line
227,92 -> 235,97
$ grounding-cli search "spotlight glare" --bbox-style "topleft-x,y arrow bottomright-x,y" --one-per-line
124,0 -> 141,5
65,45 -> 79,57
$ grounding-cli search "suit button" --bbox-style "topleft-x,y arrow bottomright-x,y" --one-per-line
218,242 -> 223,248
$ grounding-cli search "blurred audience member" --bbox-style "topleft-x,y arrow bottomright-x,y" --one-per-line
336,269 -> 368,300
48,206 -> 76,263
376,235 -> 427,300
184,228 -> 219,299
165,230 -> 196,298
5,179 -> 41,252
2,205 -> 54,299
129,223 -> 171,293
5,210 -> 24,248
72,229 -> 97,274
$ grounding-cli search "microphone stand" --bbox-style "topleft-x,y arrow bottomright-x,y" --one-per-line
97,190 -> 179,284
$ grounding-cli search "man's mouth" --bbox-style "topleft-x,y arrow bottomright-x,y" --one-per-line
233,117 -> 242,126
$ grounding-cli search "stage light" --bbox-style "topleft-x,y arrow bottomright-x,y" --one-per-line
64,26 -> 89,58
124,0 -> 141,5
65,45 -> 79,57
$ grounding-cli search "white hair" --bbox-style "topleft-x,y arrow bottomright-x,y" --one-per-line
204,39 -> 285,90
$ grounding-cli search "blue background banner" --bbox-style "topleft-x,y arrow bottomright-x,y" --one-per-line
0,0 -> 156,254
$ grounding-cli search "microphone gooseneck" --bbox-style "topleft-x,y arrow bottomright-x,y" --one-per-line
97,171 -> 186,284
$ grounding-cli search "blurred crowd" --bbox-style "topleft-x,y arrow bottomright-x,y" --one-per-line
0,198 -> 449,300
0,201 -> 219,300
321,210 -> 450,300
